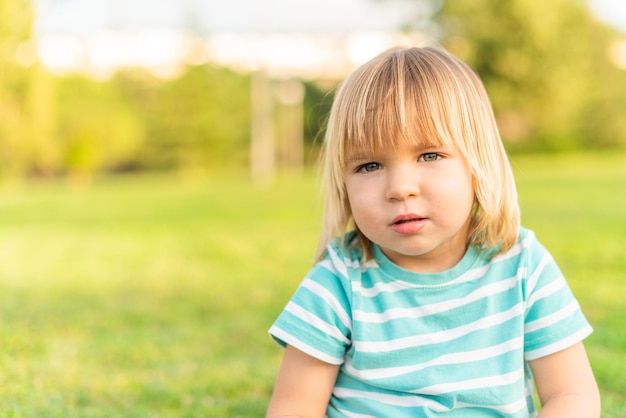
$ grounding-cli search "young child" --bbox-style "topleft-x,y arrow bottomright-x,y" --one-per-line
266,46 -> 600,417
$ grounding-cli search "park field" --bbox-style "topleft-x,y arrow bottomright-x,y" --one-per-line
0,151 -> 624,417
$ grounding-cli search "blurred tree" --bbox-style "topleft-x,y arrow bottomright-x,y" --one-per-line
115,65 -> 251,173
20,66 -> 59,176
0,0 -> 58,177
55,75 -> 145,183
302,80 -> 334,161
436,0 -> 626,151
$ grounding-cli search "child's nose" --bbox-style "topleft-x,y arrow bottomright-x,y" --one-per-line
385,167 -> 420,201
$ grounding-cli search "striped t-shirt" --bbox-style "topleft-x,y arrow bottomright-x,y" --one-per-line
269,227 -> 592,417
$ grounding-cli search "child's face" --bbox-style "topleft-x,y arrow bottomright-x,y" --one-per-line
344,141 -> 475,273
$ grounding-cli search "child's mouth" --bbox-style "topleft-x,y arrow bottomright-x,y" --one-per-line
394,218 -> 423,224
390,214 -> 428,234
391,214 -> 426,225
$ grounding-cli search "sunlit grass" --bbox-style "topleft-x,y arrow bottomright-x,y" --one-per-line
512,151 -> 626,418
0,152 -> 624,417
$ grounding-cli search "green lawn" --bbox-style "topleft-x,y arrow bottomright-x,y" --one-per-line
0,152 -> 624,417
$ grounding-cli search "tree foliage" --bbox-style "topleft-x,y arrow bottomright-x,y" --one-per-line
114,66 -> 251,172
435,0 -> 626,151
55,75 -> 145,179
0,0 -> 54,176
47,65 -> 255,178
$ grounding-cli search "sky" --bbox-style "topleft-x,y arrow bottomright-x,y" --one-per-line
32,0 -> 434,78
33,0 -> 429,36
31,0 -> 626,78
33,0 -> 626,36
589,0 -> 626,31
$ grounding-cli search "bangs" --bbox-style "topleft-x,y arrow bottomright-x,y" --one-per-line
339,49 -> 456,162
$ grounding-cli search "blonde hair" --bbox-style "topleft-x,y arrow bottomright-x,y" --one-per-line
315,46 -> 520,262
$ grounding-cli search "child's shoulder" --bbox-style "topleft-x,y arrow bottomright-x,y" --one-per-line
517,226 -> 534,242
510,226 -> 552,262
479,227 -> 539,261
321,230 -> 368,271
516,226 -> 543,248
327,230 -> 363,258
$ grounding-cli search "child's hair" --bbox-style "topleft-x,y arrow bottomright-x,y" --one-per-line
315,46 -> 520,262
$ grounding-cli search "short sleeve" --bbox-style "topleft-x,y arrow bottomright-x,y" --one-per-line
522,233 -> 592,360
269,249 -> 354,365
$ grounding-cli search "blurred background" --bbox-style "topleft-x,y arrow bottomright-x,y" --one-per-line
1,0 -> 624,183
1,0 -> 625,416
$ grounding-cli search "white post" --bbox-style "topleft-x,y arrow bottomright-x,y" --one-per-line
250,70 -> 276,184
276,78 -> 305,174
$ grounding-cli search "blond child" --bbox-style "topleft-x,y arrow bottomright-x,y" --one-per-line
267,46 -> 600,417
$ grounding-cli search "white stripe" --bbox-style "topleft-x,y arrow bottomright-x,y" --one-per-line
526,252 -> 551,297
525,325 -> 593,360
318,245 -> 360,278
345,336 -> 523,380
355,303 -> 524,353
352,278 -> 417,296
412,369 -> 523,395
332,407 -> 375,418
285,301 -> 350,345
353,263 -> 489,295
343,255 -> 368,270
354,238 -> 529,298
525,300 -> 579,333
317,258 -> 335,273
328,245 -> 349,279
354,275 -> 520,323
361,258 -> 379,271
491,236 -> 529,262
334,389 -> 528,416
456,396 -> 528,414
333,387 -> 449,411
300,278 -> 352,331
268,326 -> 344,365
526,275 -> 564,310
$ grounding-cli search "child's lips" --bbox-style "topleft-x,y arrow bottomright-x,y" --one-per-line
391,213 -> 426,224
390,214 -> 428,234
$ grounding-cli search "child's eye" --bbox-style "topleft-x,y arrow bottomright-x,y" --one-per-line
357,162 -> 381,173
419,152 -> 440,162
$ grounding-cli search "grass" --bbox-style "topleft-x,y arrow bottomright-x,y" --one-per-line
0,151 -> 624,417
511,152 -> 626,417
